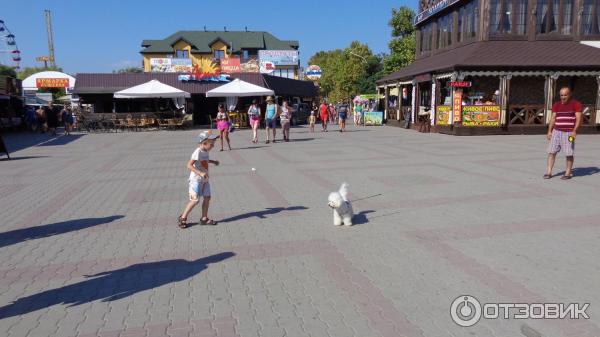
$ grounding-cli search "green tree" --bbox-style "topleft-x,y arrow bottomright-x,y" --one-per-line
0,65 -> 17,77
308,41 -> 383,102
384,6 -> 416,75
113,67 -> 143,73
17,66 -> 63,80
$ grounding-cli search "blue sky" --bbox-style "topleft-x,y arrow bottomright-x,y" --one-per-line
3,0 -> 415,74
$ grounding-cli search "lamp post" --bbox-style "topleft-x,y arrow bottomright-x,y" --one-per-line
349,51 -> 367,63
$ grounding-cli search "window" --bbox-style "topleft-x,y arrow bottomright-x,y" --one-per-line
581,0 -> 600,35
420,23 -> 433,53
490,0 -> 528,35
175,49 -> 189,58
214,50 -> 225,59
242,50 -> 249,61
436,14 -> 453,49
536,0 -> 573,34
458,0 -> 479,41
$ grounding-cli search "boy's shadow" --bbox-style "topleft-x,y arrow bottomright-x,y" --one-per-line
0,252 -> 235,319
218,206 -> 308,224
352,210 -> 375,226
0,215 -> 125,249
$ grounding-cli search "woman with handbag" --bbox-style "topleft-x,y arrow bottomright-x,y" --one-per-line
216,104 -> 232,151
247,99 -> 261,143
279,100 -> 293,142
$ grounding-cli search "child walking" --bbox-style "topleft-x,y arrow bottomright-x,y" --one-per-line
178,131 -> 220,228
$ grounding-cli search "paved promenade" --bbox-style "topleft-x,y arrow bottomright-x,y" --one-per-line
1,125 -> 599,337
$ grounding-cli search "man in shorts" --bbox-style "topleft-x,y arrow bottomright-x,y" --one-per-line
544,87 -> 582,180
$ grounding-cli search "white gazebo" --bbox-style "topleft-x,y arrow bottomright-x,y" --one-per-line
114,79 -> 190,99
206,78 -> 274,97
22,71 -> 76,92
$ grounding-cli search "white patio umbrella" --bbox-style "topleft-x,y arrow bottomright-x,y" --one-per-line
205,78 -> 274,97
114,80 -> 190,99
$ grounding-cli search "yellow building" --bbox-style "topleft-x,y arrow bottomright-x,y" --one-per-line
141,30 -> 300,79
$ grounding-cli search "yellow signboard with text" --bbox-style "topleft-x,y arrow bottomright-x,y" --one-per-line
462,105 -> 501,126
436,106 -> 451,125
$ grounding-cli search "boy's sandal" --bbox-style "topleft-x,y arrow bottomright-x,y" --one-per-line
543,174 -> 552,179
560,175 -> 573,180
200,217 -> 217,226
178,216 -> 188,229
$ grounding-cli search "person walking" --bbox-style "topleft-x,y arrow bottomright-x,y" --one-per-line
319,101 -> 329,132
61,106 -> 74,135
337,100 -> 350,132
215,104 -> 232,151
353,101 -> 363,126
265,96 -> 278,143
544,87 -> 582,180
178,131 -> 220,228
279,100 -> 293,142
36,106 -> 47,133
328,103 -> 336,124
309,103 -> 317,133
247,99 -> 261,143
47,105 -> 59,136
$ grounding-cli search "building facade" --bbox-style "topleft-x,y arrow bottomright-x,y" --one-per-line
377,0 -> 600,134
141,31 -> 300,80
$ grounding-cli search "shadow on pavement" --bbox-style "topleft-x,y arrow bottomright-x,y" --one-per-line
557,167 -> 600,177
0,252 -> 235,319
353,210 -> 375,225
232,146 -> 268,150
219,206 -> 309,223
0,215 -> 125,249
37,134 -> 85,147
0,156 -> 49,162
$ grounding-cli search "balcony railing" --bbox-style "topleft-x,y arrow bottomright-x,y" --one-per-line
508,105 -> 545,125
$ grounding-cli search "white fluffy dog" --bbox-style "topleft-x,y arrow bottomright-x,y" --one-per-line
328,183 -> 354,226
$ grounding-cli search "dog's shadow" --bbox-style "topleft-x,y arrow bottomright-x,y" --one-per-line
352,210 -> 375,226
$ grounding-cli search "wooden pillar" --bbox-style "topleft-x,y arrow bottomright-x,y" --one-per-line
500,75 -> 511,126
384,86 -> 390,120
411,82 -> 417,124
544,75 -> 557,124
596,76 -> 600,124
396,82 -> 401,121
430,80 -> 437,126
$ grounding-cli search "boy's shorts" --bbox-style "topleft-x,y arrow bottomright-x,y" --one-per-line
189,180 -> 211,200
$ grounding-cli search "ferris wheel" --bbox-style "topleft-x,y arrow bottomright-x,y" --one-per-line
0,19 -> 21,70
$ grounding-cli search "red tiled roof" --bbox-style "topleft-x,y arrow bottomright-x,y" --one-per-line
377,40 -> 600,83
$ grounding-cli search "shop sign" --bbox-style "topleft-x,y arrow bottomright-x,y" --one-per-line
462,105 -> 501,126
36,78 -> 69,88
240,57 -> 260,73
363,111 -> 384,126
258,50 -> 299,66
452,90 -> 463,123
150,58 -> 193,73
436,106 -> 451,125
220,57 -> 241,73
260,61 -> 276,74
449,81 -> 472,88
306,65 -> 322,81
415,0 -> 461,24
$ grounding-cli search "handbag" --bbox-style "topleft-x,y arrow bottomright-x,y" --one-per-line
229,121 -> 235,133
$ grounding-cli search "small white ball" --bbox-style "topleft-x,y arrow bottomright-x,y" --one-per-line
251,168 -> 256,171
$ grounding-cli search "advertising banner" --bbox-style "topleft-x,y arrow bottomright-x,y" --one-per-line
436,106 -> 451,125
258,50 -> 299,66
363,111 -> 384,126
36,78 -> 69,88
462,105 -> 501,126
220,57 -> 241,73
150,58 -> 193,72
452,90 -> 463,123
306,65 -> 322,81
240,57 -> 260,73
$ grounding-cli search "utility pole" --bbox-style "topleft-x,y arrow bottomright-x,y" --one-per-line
44,9 -> 56,68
